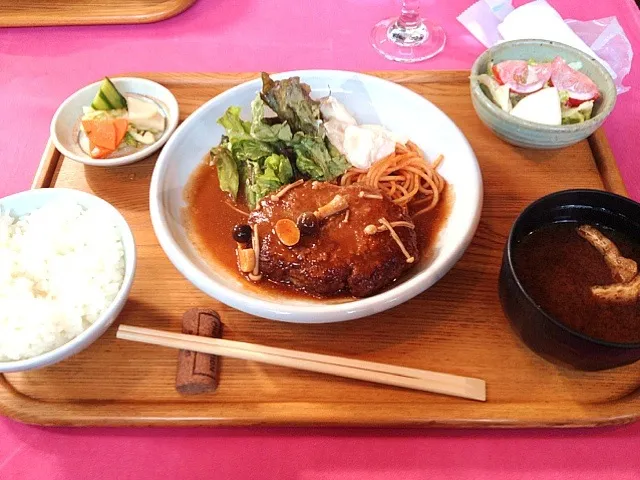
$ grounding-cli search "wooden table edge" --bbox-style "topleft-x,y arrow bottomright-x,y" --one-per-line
0,0 -> 196,27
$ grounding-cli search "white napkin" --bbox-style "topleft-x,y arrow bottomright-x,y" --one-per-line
497,0 -> 612,76
457,0 -> 511,48
457,0 -> 632,92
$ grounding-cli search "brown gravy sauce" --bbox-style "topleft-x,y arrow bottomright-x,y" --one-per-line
184,162 -> 452,301
513,222 -> 640,344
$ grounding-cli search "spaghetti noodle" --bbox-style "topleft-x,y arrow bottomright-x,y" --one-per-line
339,142 -> 445,217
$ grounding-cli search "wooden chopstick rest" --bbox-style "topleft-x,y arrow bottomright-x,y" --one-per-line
175,308 -> 223,395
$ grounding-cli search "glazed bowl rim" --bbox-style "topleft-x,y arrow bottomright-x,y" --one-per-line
470,39 -> 617,133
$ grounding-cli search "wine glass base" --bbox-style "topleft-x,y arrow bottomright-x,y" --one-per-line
371,17 -> 446,63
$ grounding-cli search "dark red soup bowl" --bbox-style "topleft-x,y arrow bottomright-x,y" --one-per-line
499,189 -> 640,371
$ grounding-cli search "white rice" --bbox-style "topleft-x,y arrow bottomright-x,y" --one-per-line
0,199 -> 125,361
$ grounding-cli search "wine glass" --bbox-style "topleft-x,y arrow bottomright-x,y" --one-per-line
371,0 -> 446,63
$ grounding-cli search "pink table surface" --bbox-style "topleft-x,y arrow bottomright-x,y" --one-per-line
1,0 -> 640,478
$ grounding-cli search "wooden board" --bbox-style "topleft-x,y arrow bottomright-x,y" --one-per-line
0,0 -> 195,27
1,72 -> 638,428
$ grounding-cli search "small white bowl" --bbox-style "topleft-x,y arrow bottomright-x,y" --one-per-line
150,70 -> 483,323
50,77 -> 179,167
0,188 -> 136,372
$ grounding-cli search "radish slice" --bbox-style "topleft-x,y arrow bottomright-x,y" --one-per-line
550,57 -> 599,102
530,63 -> 552,83
493,60 -> 551,94
566,97 -> 590,107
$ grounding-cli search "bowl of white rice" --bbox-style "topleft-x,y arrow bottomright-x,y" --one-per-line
0,188 -> 136,372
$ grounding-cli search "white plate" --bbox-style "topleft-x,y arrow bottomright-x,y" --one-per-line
51,77 -> 179,167
150,70 -> 483,323
0,188 -> 136,372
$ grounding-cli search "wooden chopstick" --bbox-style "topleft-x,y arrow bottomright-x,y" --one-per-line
120,325 -> 476,386
116,324 -> 486,401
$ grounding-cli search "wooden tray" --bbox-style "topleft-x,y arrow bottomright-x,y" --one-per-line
0,0 -> 195,27
2,72 -> 639,428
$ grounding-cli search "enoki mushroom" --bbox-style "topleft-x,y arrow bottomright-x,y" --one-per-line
358,191 -> 383,200
272,179 -> 304,201
248,224 -> 262,281
364,221 -> 415,235
378,217 -> 414,264
226,201 -> 249,216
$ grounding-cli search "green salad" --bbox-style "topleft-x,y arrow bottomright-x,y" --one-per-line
211,73 -> 350,209
475,57 -> 600,126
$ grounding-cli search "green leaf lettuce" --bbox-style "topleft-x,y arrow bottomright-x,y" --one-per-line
231,138 -> 275,162
292,132 -> 350,181
245,154 -> 293,208
250,95 -> 293,142
217,106 -> 251,139
210,143 -> 239,200
260,73 -> 321,135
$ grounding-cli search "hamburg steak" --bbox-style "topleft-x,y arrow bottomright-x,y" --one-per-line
248,181 -> 419,297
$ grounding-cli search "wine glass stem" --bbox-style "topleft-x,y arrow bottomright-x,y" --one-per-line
398,0 -> 422,29
370,0 -> 446,62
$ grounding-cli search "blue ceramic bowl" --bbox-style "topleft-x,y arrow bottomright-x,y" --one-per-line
470,39 -> 616,149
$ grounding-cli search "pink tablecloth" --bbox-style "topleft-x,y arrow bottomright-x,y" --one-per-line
1,0 -> 640,478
